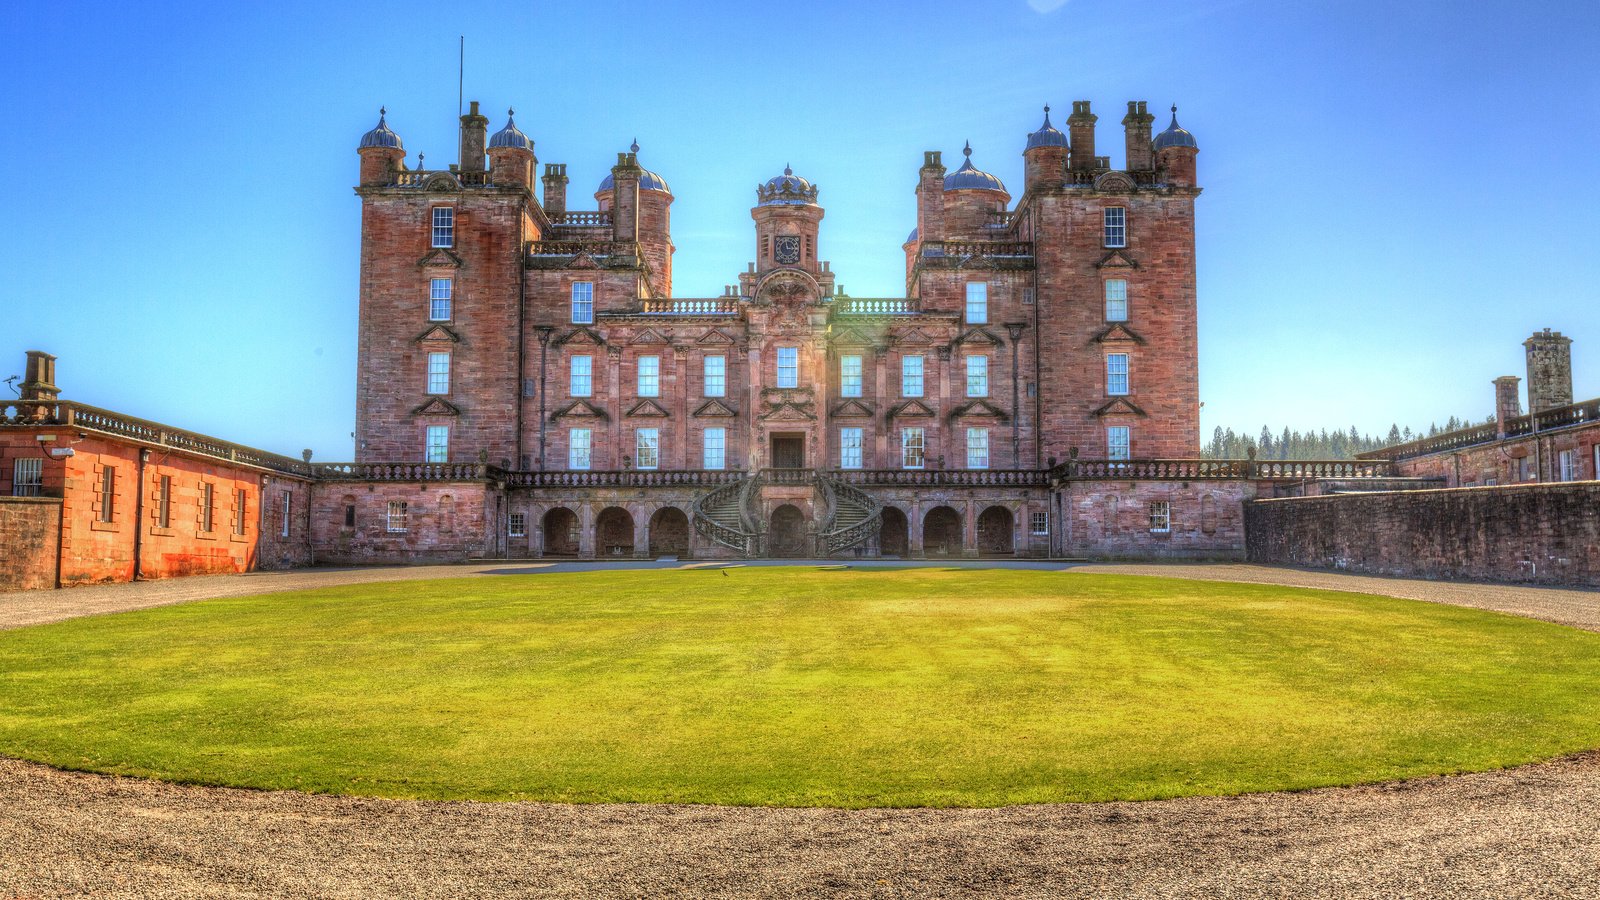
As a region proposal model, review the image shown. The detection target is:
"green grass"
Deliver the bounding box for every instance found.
[0,568,1598,807]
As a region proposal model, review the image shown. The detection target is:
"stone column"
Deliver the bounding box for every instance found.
[962,498,978,558]
[578,503,596,559]
[909,497,924,557]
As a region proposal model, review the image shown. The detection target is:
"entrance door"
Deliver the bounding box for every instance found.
[769,504,808,557]
[771,433,805,469]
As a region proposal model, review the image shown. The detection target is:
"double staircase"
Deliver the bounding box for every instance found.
[690,470,882,557]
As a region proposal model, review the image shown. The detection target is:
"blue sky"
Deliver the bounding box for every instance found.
[4,0,1598,458]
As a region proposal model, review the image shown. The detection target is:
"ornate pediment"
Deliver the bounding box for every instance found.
[954,326,1003,347]
[553,326,606,347]
[568,252,601,269]
[886,399,936,420]
[1093,397,1149,418]
[416,247,463,269]
[1091,323,1146,345]
[829,326,877,347]
[550,399,609,422]
[756,269,821,306]
[693,399,738,418]
[1096,249,1140,270]
[1093,171,1137,193]
[626,399,671,418]
[949,399,1010,422]
[629,328,670,345]
[892,327,939,346]
[697,328,736,344]
[414,324,460,344]
[758,388,817,421]
[411,397,460,417]
[423,173,462,192]
[831,399,876,418]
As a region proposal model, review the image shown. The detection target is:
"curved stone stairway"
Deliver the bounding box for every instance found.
[691,471,882,557]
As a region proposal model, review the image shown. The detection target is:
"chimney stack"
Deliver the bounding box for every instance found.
[458,100,488,173]
[1122,101,1155,171]
[1524,328,1574,413]
[542,164,569,218]
[916,150,947,246]
[1067,101,1098,171]
[1493,375,1522,436]
[611,151,642,243]
[19,351,59,403]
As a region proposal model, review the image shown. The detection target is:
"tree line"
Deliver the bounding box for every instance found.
[1203,415,1495,460]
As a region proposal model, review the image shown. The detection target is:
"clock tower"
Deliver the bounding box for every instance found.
[744,166,833,294]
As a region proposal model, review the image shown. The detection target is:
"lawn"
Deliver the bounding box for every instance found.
[0,568,1597,807]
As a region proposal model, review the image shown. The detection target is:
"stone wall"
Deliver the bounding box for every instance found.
[309,481,493,565]
[0,497,61,590]
[1245,482,1600,586]
[1389,424,1600,488]
[1057,479,1250,560]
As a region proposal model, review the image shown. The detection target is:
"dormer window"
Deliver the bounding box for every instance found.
[431,207,455,248]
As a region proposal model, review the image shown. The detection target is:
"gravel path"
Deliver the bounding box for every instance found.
[1,562,1598,897]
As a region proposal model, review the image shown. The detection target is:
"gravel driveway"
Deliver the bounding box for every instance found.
[1,562,1597,898]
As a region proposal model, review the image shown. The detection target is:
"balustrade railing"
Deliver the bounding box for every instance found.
[0,400,313,477]
[833,297,916,316]
[759,467,815,485]
[504,469,744,488]
[551,210,611,227]
[831,469,1049,487]
[527,240,636,258]
[1057,458,1395,480]
[313,462,490,481]
[1373,396,1600,459]
[920,241,1034,261]
[640,298,740,315]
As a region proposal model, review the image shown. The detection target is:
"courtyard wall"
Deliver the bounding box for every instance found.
[0,497,61,590]
[1245,482,1600,586]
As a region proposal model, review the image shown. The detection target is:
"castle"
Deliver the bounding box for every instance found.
[10,96,1594,590]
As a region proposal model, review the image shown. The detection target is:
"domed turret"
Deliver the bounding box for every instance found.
[1025,106,1068,150]
[358,107,403,150]
[757,165,819,206]
[1022,105,1069,193]
[596,140,671,195]
[488,108,531,150]
[1152,106,1198,150]
[943,143,1007,194]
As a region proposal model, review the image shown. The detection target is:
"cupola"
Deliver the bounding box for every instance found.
[358,107,403,150]
[597,141,672,195]
[1152,106,1198,150]
[757,165,819,206]
[943,143,1007,194]
[1025,106,1069,150]
[488,108,531,150]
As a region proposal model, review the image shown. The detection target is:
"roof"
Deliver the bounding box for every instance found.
[358,108,403,150]
[1025,106,1069,150]
[943,142,1007,194]
[488,109,531,150]
[596,140,671,194]
[757,165,819,206]
[1152,106,1198,151]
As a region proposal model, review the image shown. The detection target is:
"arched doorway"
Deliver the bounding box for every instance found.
[542,507,580,557]
[922,506,962,557]
[768,504,808,558]
[977,506,1014,555]
[648,507,691,558]
[595,506,635,557]
[878,507,909,557]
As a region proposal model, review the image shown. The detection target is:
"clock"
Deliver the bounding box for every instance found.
[774,235,801,265]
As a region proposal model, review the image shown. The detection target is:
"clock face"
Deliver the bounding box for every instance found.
[774,235,801,265]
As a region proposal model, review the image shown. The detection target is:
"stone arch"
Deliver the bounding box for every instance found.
[922,506,962,558]
[878,505,909,557]
[977,505,1014,555]
[769,504,809,558]
[542,507,580,557]
[595,506,635,557]
[648,506,691,558]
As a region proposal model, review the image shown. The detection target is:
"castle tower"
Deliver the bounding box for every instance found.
[1022,106,1068,195]
[1153,106,1199,187]
[486,109,534,189]
[356,108,405,187]
[1525,328,1574,413]
[942,142,1010,237]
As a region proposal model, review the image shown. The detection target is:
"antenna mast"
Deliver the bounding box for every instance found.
[457,35,464,118]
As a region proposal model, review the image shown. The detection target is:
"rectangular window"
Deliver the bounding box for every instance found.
[569,428,592,470]
[1107,426,1131,460]
[1559,449,1577,482]
[431,207,454,248]
[776,347,799,388]
[98,466,115,523]
[1103,207,1126,248]
[704,355,726,397]
[966,355,988,398]
[840,427,863,469]
[156,474,172,528]
[427,352,450,395]
[1106,353,1129,395]
[1521,456,1535,482]
[571,281,594,324]
[234,488,247,536]
[1030,511,1049,536]
[343,504,355,528]
[12,458,42,497]
[1149,500,1171,534]
[901,428,925,469]
[279,489,292,538]
[966,427,989,469]
[901,355,924,397]
[509,513,527,538]
[637,355,660,397]
[703,427,726,470]
[386,500,408,533]
[201,482,215,532]
[840,354,862,397]
[570,355,593,397]
[429,278,452,321]
[636,428,660,470]
[425,425,449,463]
[965,282,988,324]
[1105,279,1128,322]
